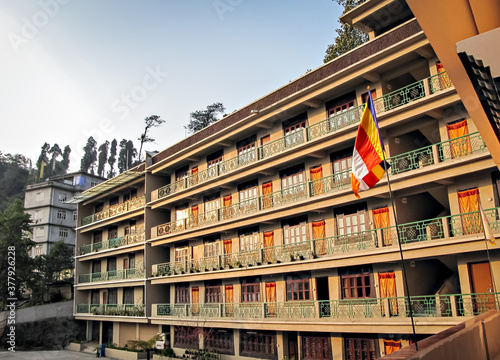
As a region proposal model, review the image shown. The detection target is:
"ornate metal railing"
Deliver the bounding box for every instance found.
[151,206,500,278]
[78,230,145,255]
[153,72,454,202]
[76,304,145,317]
[153,292,499,320]
[80,196,146,226]
[78,268,145,284]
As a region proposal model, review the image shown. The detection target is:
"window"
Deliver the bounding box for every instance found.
[57,210,66,220]
[286,275,311,301]
[34,245,43,256]
[333,156,352,184]
[205,282,221,303]
[59,228,68,238]
[125,220,137,235]
[73,211,77,221]
[90,181,99,187]
[95,202,104,213]
[93,231,102,243]
[34,210,42,220]
[91,290,100,305]
[239,229,259,252]
[344,337,378,360]
[337,210,367,235]
[36,227,45,237]
[36,192,44,202]
[107,257,117,271]
[92,260,101,273]
[204,241,220,257]
[123,287,134,304]
[108,289,117,304]
[283,221,307,244]
[207,149,223,178]
[281,165,306,197]
[175,284,190,304]
[58,193,67,202]
[175,204,189,228]
[237,135,256,165]
[204,193,220,213]
[341,267,373,299]
[240,330,276,359]
[175,247,189,263]
[239,180,258,206]
[259,134,272,159]
[205,329,234,354]
[241,278,261,302]
[108,226,118,240]
[109,196,119,206]
[174,326,198,349]
[303,335,330,360]
[175,165,189,189]
[326,92,357,129]
[283,113,307,147]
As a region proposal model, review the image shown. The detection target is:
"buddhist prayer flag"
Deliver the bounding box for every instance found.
[351,94,390,199]
[479,202,496,245]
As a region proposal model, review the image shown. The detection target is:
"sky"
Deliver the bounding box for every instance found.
[0,0,342,173]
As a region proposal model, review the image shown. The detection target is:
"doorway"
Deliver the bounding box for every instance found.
[288,331,298,360]
[469,261,496,311]
[316,277,330,317]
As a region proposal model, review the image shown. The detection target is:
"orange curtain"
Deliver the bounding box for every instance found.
[191,205,199,227]
[223,239,232,267]
[436,61,452,89]
[379,272,397,315]
[312,220,326,255]
[447,120,471,157]
[191,167,198,185]
[310,167,323,195]
[373,207,391,246]
[222,195,232,219]
[458,188,480,234]
[263,231,274,263]
[262,182,273,209]
[191,287,199,315]
[224,195,232,206]
[265,282,276,316]
[384,340,402,355]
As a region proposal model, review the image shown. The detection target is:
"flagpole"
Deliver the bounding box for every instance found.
[479,201,498,297]
[381,150,419,351]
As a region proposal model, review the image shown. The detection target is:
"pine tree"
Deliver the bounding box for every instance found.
[97,141,109,177]
[60,145,71,174]
[48,143,61,177]
[80,136,98,174]
[186,103,226,133]
[138,115,165,161]
[36,143,50,181]
[107,139,117,179]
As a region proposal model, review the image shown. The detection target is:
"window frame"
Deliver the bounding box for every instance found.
[241,278,261,302]
[341,267,374,299]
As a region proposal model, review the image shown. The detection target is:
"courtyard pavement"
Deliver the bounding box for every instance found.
[0,350,99,359]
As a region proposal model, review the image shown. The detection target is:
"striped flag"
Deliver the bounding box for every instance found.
[479,203,496,245]
[351,94,390,199]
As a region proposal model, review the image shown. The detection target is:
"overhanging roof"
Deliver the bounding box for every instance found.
[65,170,144,204]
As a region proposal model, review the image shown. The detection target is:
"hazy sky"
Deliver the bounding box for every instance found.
[0,0,342,172]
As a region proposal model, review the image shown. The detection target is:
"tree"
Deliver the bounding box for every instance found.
[0,199,36,310]
[97,141,109,177]
[60,145,71,174]
[48,143,61,177]
[0,152,30,211]
[118,139,137,174]
[80,136,98,174]
[323,0,368,63]
[127,333,162,360]
[36,142,51,181]
[107,139,117,179]
[138,115,165,162]
[186,103,226,134]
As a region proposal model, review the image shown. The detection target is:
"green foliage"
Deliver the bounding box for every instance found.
[323,0,368,63]
[60,145,71,175]
[36,142,50,180]
[186,103,226,134]
[80,136,98,174]
[0,199,35,309]
[118,139,137,174]
[138,114,165,161]
[126,333,162,351]
[97,141,109,177]
[0,152,30,211]
[107,139,118,178]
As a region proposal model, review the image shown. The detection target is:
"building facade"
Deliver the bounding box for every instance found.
[24,172,104,256]
[73,1,500,358]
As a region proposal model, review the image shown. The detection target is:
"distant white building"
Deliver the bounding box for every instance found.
[24,172,105,257]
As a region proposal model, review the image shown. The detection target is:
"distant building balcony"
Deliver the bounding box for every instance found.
[76,303,145,317]
[150,131,486,241]
[151,206,499,277]
[80,195,145,227]
[152,72,454,203]
[78,230,145,256]
[152,292,499,321]
[77,268,145,284]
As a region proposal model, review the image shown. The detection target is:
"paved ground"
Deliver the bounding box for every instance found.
[0,350,98,359]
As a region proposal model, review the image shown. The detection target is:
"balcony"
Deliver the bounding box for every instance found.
[151,131,486,240]
[76,303,145,317]
[151,206,499,278]
[152,292,500,321]
[80,195,146,227]
[78,230,145,256]
[77,268,145,284]
[152,72,454,202]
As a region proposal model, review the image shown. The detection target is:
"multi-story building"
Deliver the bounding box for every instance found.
[24,172,104,257]
[72,0,500,358]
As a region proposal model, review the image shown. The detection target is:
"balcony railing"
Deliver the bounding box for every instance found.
[76,303,145,317]
[78,268,145,284]
[152,131,486,239]
[154,72,454,201]
[152,292,500,320]
[80,196,146,227]
[78,230,145,255]
[151,206,500,278]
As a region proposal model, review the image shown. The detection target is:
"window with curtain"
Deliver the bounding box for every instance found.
[458,188,481,235]
[310,166,324,195]
[265,282,277,316]
[373,207,391,246]
[263,231,274,263]
[447,119,471,158]
[384,339,402,355]
[262,181,273,209]
[191,287,200,315]
[223,239,233,267]
[303,335,330,360]
[344,337,378,360]
[312,220,326,255]
[341,267,373,299]
[379,272,398,315]
[225,285,234,316]
[190,166,199,186]
[286,275,311,301]
[191,205,199,227]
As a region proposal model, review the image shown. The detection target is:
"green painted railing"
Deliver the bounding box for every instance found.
[78,268,145,284]
[154,72,453,201]
[77,303,145,317]
[78,230,145,255]
[151,206,500,278]
[153,293,499,320]
[80,196,146,226]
